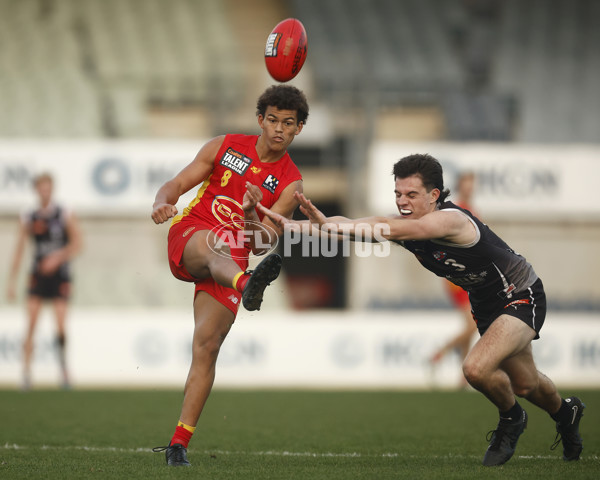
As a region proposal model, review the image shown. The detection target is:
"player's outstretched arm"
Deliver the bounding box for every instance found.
[293,192,472,243]
[151,136,224,224]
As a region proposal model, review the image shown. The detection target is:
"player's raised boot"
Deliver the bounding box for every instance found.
[482,409,528,466]
[242,253,282,311]
[152,443,191,467]
[551,397,585,460]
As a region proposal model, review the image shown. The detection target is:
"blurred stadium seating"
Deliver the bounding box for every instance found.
[1,0,598,141]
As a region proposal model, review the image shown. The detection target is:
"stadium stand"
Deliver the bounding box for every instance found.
[0,0,597,142]
[492,0,600,142]
[0,0,240,138]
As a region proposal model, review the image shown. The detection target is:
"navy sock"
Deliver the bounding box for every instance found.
[500,401,523,422]
[550,398,569,423]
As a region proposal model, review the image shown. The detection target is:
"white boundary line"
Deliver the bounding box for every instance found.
[2,444,598,461]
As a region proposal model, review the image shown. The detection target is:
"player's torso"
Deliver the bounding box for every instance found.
[26,205,69,266]
[399,202,538,304]
[178,134,301,230]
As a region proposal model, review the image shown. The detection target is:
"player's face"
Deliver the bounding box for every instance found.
[35,178,53,206]
[258,106,303,152]
[394,175,439,220]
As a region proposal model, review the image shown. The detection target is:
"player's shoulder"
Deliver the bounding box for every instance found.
[223,133,258,147]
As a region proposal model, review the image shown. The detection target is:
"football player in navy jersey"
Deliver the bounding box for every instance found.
[259,153,585,467]
[7,173,82,390]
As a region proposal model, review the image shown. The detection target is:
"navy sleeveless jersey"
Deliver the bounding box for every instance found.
[395,201,538,314]
[25,204,71,277]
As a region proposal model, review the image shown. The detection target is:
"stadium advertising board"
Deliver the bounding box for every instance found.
[1,141,599,220]
[0,309,598,389]
[369,142,600,220]
[0,140,202,215]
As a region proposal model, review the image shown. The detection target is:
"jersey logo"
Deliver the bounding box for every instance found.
[262,174,280,194]
[219,148,252,176]
[251,166,262,174]
[211,195,244,229]
[432,251,447,261]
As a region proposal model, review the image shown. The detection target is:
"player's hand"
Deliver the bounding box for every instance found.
[152,203,178,224]
[39,252,62,275]
[256,203,299,232]
[243,182,263,212]
[294,192,328,226]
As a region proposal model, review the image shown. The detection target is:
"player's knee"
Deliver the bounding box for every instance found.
[192,333,225,360]
[462,359,485,387]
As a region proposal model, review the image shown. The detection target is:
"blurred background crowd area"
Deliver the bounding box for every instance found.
[1,0,599,312]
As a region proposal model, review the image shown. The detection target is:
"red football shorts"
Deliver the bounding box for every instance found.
[168,219,249,315]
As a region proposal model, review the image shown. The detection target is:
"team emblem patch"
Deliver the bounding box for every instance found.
[219,148,252,175]
[432,251,447,261]
[262,174,280,194]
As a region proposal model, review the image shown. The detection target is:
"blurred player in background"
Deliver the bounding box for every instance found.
[6,173,82,390]
[429,172,478,388]
[259,154,585,467]
[151,85,308,467]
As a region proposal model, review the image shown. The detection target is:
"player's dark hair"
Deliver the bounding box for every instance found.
[392,154,450,204]
[256,85,309,124]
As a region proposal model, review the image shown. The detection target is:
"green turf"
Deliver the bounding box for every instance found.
[0,389,598,479]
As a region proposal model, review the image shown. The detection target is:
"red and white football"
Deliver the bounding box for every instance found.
[264,18,307,82]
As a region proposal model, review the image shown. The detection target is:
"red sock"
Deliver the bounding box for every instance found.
[170,425,193,448]
[233,271,250,292]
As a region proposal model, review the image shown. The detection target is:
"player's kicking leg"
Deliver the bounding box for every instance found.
[181,230,282,311]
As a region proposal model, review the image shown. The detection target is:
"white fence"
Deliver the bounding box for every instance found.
[1,308,598,389]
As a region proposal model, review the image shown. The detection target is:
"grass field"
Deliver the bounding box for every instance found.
[0,389,598,479]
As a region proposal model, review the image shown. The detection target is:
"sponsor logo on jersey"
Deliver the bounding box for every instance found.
[432,251,447,261]
[251,166,262,174]
[211,195,244,229]
[262,174,280,194]
[447,270,487,287]
[265,33,282,57]
[219,148,252,176]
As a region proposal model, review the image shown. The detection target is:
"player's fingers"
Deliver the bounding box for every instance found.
[256,202,267,214]
[246,182,262,200]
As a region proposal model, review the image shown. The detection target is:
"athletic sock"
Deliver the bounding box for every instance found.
[499,401,523,422]
[170,421,196,448]
[232,271,250,292]
[550,398,570,423]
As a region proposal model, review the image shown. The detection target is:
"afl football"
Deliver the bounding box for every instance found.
[264,18,307,82]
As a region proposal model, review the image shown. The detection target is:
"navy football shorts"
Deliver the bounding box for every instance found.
[473,278,546,340]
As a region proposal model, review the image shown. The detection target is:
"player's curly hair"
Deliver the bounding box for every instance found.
[256,85,309,125]
[392,154,450,204]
